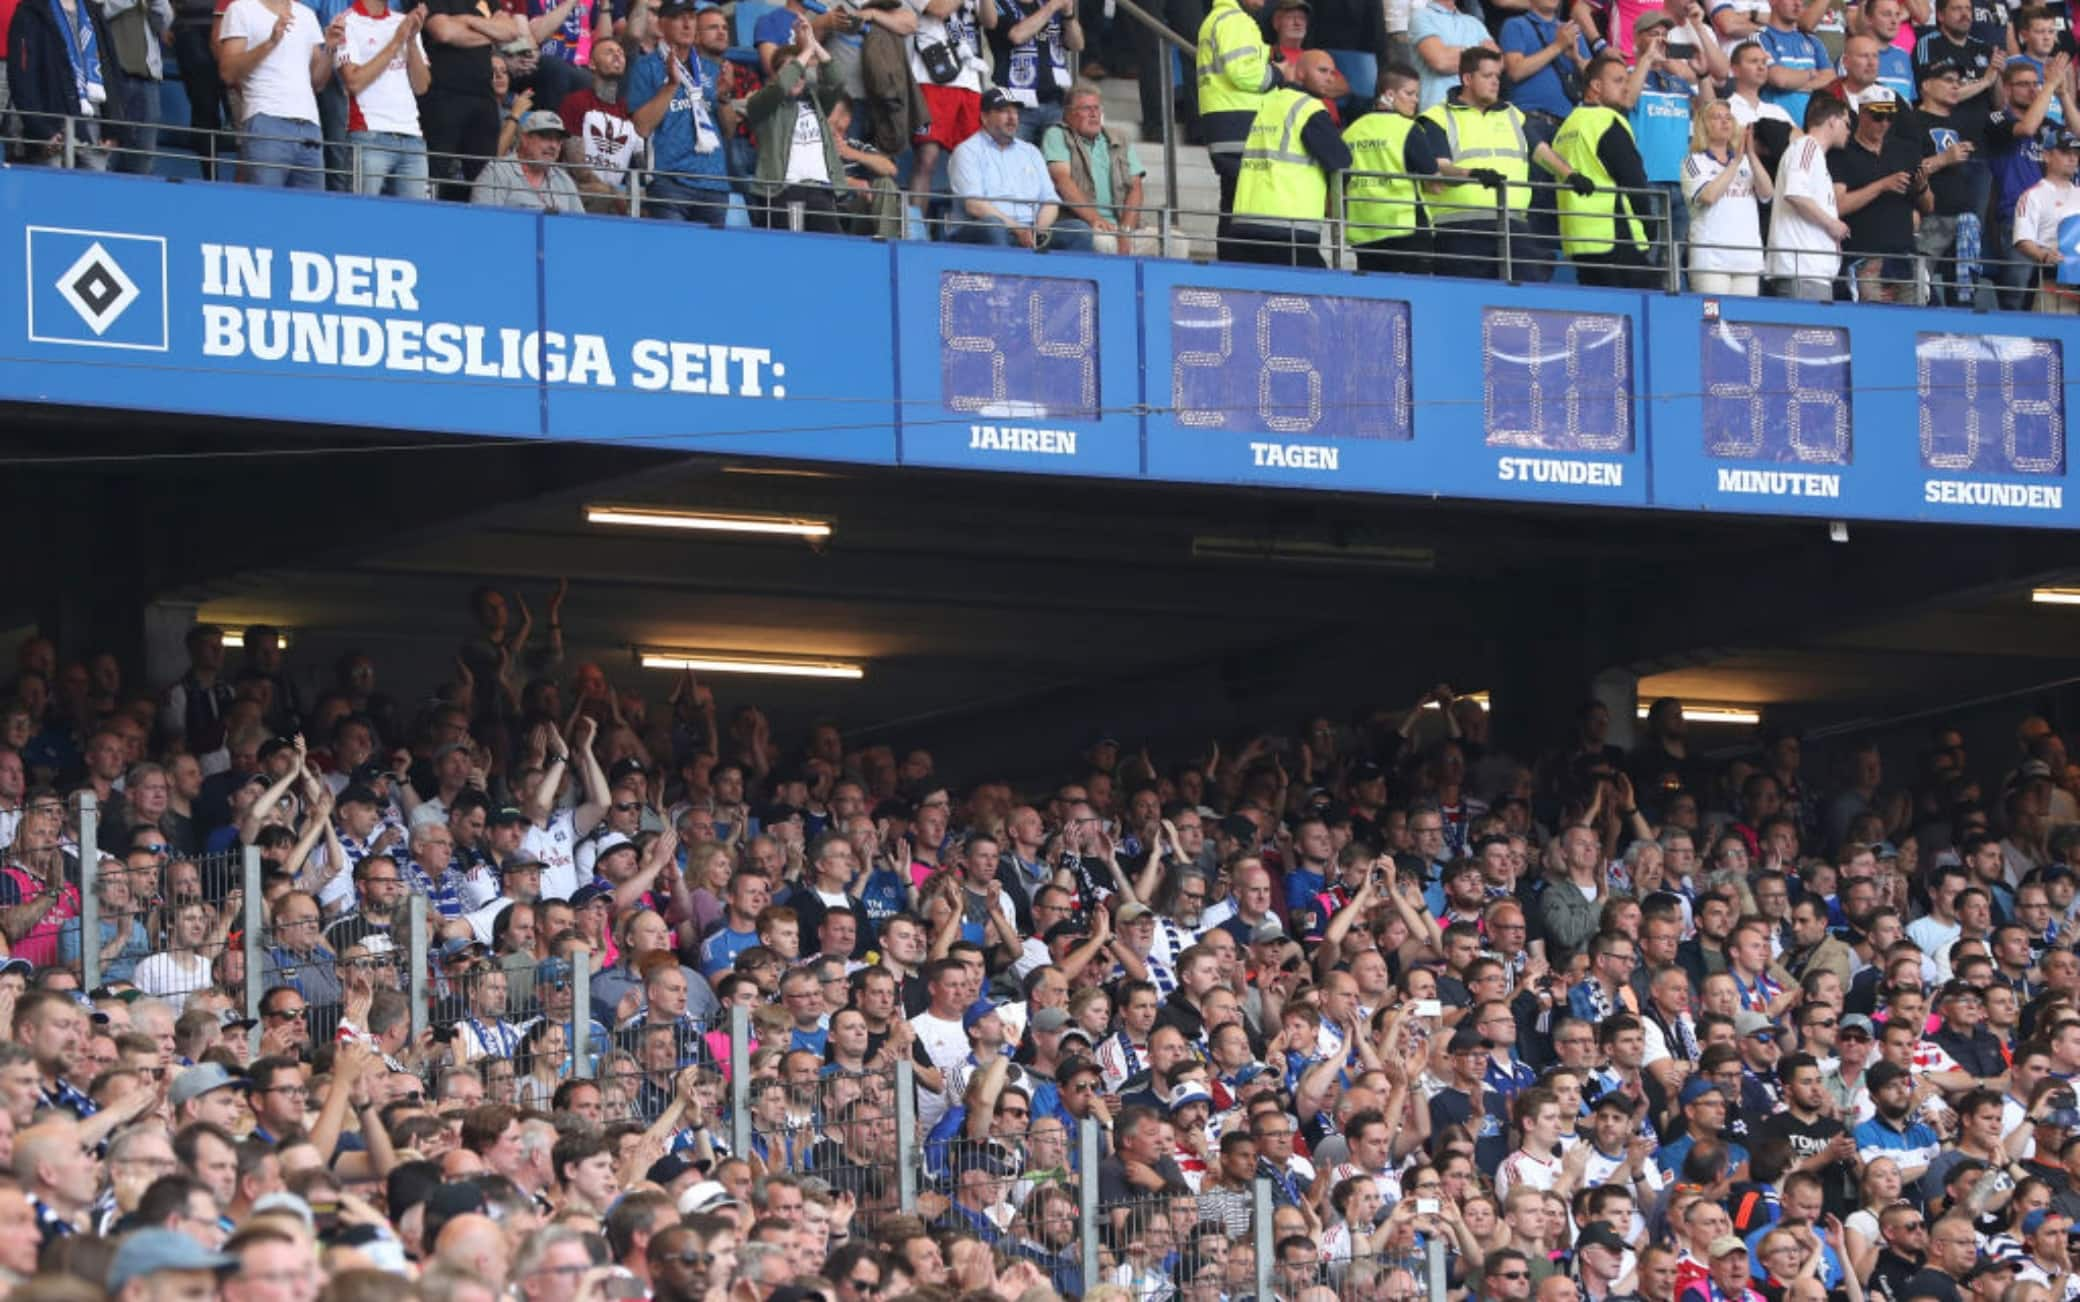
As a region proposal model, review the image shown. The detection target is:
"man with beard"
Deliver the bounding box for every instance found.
[1761,1053,1859,1217]
[1852,1061,1942,1188]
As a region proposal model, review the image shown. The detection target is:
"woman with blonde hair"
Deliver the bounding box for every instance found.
[1682,96,1772,294]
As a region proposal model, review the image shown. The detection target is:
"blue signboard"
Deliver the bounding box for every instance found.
[542,219,897,463]
[2,170,543,436]
[1648,295,2080,526]
[891,244,1142,477]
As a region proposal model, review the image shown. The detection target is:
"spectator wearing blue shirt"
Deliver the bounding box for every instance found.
[1655,1077,1751,1181]
[628,0,736,225]
[1743,1173,1847,1287]
[1756,0,1836,125]
[1283,816,1333,916]
[698,870,771,976]
[949,88,1094,247]
[1630,13,1724,258]
[1985,55,2079,306]
[1412,0,1498,109]
[2014,6,2068,124]
[1851,1060,1943,1188]
[1862,0,1916,99]
[1501,0,1589,272]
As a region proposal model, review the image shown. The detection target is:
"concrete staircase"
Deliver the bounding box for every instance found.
[1094,71,1224,252]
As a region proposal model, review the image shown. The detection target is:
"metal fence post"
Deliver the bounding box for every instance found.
[896,1057,919,1211]
[1158,48,1179,221]
[1500,192,1514,282]
[1078,1118,1101,1289]
[570,948,591,1077]
[729,1002,752,1156]
[407,894,429,1041]
[1329,171,1346,269]
[1661,188,1681,294]
[61,117,76,170]
[630,168,644,218]
[1253,1177,1274,1302]
[78,794,99,991]
[1424,1228,1448,1302]
[242,845,264,1052]
[351,141,365,194]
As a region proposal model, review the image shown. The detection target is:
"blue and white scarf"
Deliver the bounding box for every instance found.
[50,0,106,116]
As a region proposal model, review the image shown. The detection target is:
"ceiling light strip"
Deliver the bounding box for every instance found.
[639,652,864,680]
[585,507,832,539]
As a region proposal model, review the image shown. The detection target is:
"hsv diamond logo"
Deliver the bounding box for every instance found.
[25,226,168,351]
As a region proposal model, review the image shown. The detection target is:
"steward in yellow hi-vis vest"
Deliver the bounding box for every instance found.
[1553,51,1657,288]
[1412,46,1583,280]
[1228,51,1352,267]
[1342,66,1441,275]
[1198,0,1285,255]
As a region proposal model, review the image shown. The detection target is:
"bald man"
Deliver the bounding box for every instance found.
[16,1116,98,1244]
[1227,49,1352,268]
[437,1212,514,1290]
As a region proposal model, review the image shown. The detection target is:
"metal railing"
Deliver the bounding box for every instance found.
[8,111,2062,304]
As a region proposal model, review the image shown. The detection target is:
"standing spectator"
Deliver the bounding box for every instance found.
[1043,81,1157,253]
[471,105,584,206]
[1724,38,1791,132]
[524,0,610,112]
[2010,128,2080,310]
[904,0,991,226]
[217,0,339,187]
[420,0,523,197]
[627,0,734,225]
[1860,0,1913,99]
[1766,92,1851,297]
[1421,46,1572,276]
[1554,51,1656,285]
[1826,96,1928,300]
[1411,0,1494,110]
[948,85,1093,248]
[6,0,122,168]
[986,0,1078,144]
[1500,0,1589,279]
[2013,5,2065,123]
[557,32,634,209]
[1831,33,1900,109]
[1684,98,1770,289]
[1912,0,1998,142]
[696,7,758,185]
[1755,0,1834,125]
[100,0,170,174]
[172,0,230,175]
[1228,47,1350,264]
[1196,0,1281,258]
[1343,65,1438,271]
[1136,0,1202,144]
[1902,62,1984,302]
[743,22,850,230]
[332,0,430,196]
[1986,55,2077,306]
[1629,11,1725,264]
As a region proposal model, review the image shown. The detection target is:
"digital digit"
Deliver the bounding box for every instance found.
[1484,308,1634,452]
[1171,288,1234,429]
[1256,296,1324,433]
[1917,333,2065,476]
[1027,281,1097,415]
[940,272,1006,414]
[1785,328,1850,464]
[1704,323,1765,459]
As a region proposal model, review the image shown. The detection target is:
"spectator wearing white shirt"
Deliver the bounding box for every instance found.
[217,0,340,188]
[2012,130,2080,312]
[948,87,1092,249]
[331,0,430,196]
[1684,98,1772,293]
[1766,94,1851,299]
[1725,40,1793,132]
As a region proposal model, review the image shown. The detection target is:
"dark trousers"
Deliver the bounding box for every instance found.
[1433,219,1527,279]
[1573,244,1656,288]
[422,87,499,199]
[1516,113,1561,282]
[645,174,731,226]
[753,183,844,233]
[1226,222,1324,267]
[1354,232,1431,276]
[1204,108,1250,262]
[1135,0,1204,139]
[173,22,228,176]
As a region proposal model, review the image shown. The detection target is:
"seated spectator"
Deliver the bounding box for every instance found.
[557,34,637,211]
[948,87,1093,250]
[1826,97,1926,302]
[2010,129,2080,312]
[216,0,340,188]
[987,0,1080,144]
[1766,94,1850,299]
[627,0,735,226]
[1682,98,1771,293]
[1042,82,1156,254]
[333,0,432,198]
[825,94,909,237]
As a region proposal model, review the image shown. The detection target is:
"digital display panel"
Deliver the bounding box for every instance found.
[938,272,1099,421]
[1481,308,1633,452]
[1701,321,1852,464]
[1167,286,1413,440]
[1916,333,2065,477]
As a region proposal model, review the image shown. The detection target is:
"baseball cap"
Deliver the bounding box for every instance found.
[1708,1236,1749,1260]
[655,0,696,14]
[1043,921,1087,944]
[1679,1078,1725,1105]
[1591,1091,1638,1115]
[1937,979,1983,1004]
[1837,1014,1875,1040]
[438,937,485,963]
[1251,919,1286,944]
[647,1153,702,1185]
[2023,1210,2061,1236]
[1865,1060,1910,1091]
[980,87,1016,111]
[591,832,635,860]
[962,1005,1000,1033]
[1577,1223,1630,1255]
[1169,1086,1214,1113]
[217,1007,257,1031]
[1965,1258,2021,1284]
[1920,54,1967,80]
[488,806,529,828]
[608,758,648,785]
[1733,1011,1774,1038]
[2053,130,2080,151]
[537,957,573,988]
[570,883,612,909]
[1276,0,1311,11]
[1633,8,1673,31]
[338,784,381,808]
[677,1181,741,1215]
[1117,902,1153,924]
[0,958,31,980]
[107,1229,234,1291]
[169,1063,250,1109]
[1032,1007,1072,1033]
[499,855,545,876]
[350,760,390,785]
[1447,1027,1490,1054]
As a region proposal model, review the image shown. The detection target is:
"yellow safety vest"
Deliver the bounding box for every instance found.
[1234,88,1330,232]
[1419,99,1529,224]
[1553,104,1646,256]
[1342,111,1423,244]
[1196,0,1275,120]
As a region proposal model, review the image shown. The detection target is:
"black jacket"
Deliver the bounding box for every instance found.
[7,0,126,145]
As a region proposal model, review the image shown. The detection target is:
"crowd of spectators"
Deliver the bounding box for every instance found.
[2,598,2080,1302]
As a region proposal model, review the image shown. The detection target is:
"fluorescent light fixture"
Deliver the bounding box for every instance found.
[218,630,290,649]
[1421,692,1490,711]
[585,505,832,540]
[2033,587,2080,605]
[1191,536,1434,570]
[639,651,864,680]
[1637,703,1761,725]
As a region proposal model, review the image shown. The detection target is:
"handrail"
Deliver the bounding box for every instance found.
[1109,0,1194,54]
[1097,0,1195,223]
